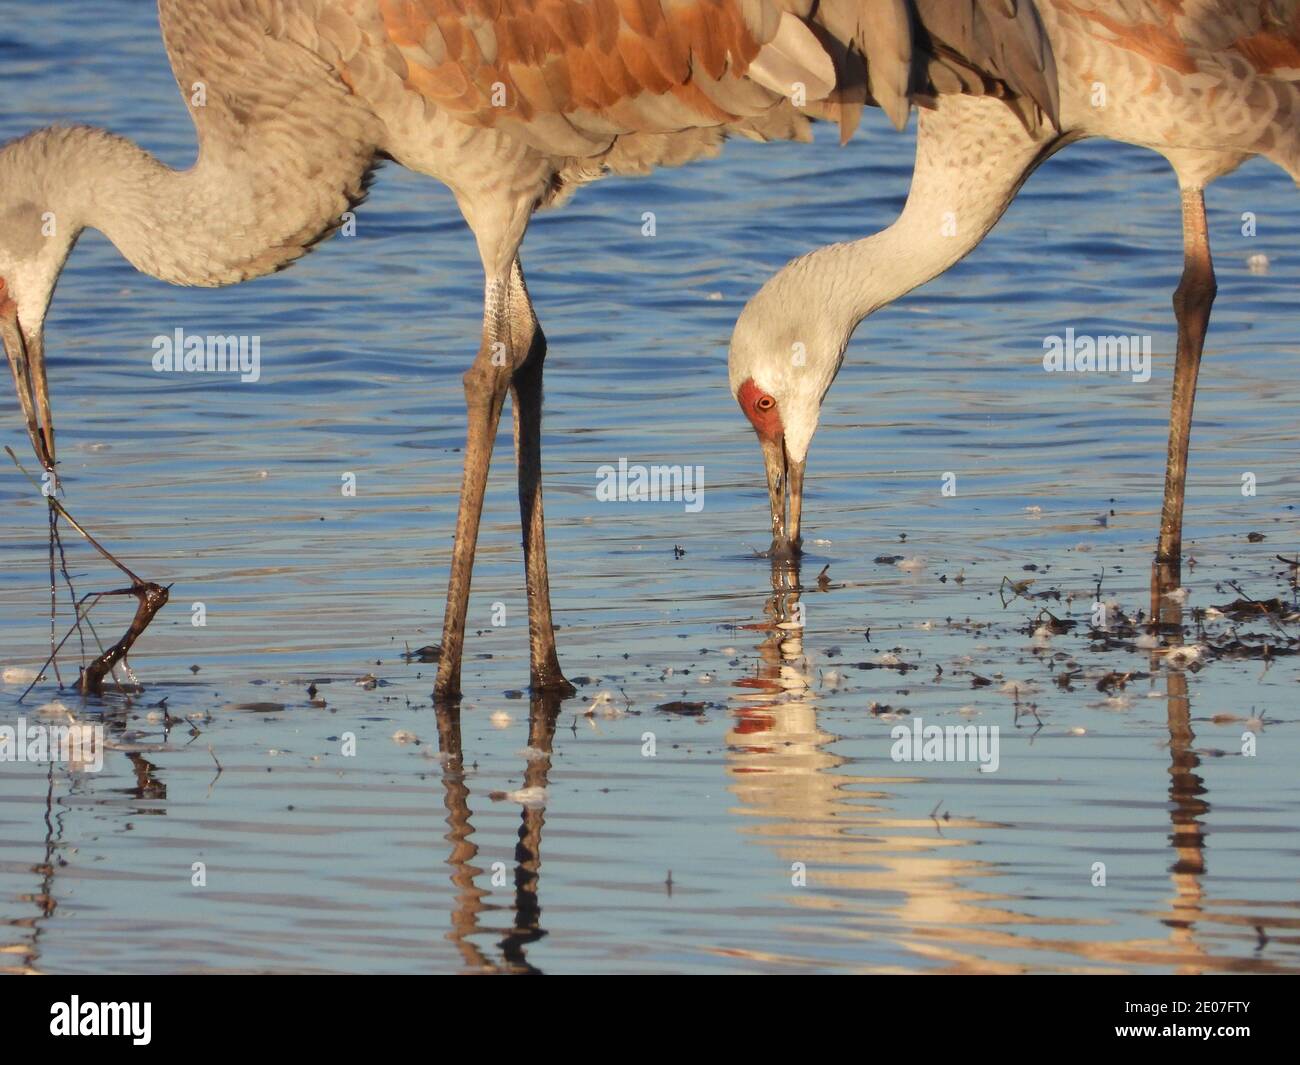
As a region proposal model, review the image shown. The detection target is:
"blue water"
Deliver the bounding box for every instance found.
[0,1,1297,973]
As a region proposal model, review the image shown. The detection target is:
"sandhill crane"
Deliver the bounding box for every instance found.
[0,0,1058,698]
[730,0,1300,618]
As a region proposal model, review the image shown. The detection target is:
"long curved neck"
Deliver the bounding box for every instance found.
[773,96,1062,349]
[42,125,374,288]
[801,197,997,338]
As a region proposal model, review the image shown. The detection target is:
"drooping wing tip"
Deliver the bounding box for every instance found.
[1020,0,1062,131]
[910,0,1063,133]
[865,0,915,131]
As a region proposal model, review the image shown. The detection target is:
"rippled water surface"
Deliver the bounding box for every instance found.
[1,2,1297,974]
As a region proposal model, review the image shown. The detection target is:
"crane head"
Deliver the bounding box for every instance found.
[728,274,848,559]
[0,129,83,471]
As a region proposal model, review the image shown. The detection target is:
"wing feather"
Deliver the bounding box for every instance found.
[355,0,1061,155]
[912,0,1060,129]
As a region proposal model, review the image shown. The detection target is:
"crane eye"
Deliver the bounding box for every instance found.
[755,395,775,412]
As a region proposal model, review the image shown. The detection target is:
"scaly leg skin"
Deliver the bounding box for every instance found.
[436,257,576,702]
[434,278,515,702]
[508,264,573,697]
[1151,187,1216,629]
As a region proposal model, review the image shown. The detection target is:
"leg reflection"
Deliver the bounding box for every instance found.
[434,704,492,971]
[498,692,562,970]
[434,693,561,974]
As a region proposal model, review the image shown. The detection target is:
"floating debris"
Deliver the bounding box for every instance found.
[869,701,909,719]
[583,691,626,718]
[1000,679,1039,697]
[655,700,714,715]
[999,576,1036,606]
[36,700,73,721]
[1028,611,1075,637]
[489,786,547,808]
[1213,596,1290,622]
[402,645,441,663]
[1097,670,1150,693]
[856,653,916,673]
[1163,645,1205,668]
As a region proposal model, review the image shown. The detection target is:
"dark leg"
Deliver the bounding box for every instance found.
[507,263,573,695]
[435,280,515,701]
[1152,187,1216,621]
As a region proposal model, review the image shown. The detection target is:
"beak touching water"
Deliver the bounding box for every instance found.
[0,277,55,471]
[759,430,805,560]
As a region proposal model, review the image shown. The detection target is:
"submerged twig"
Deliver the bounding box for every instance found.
[7,446,169,696]
[76,584,169,696]
[7,447,144,583]
[1224,579,1289,635]
[51,512,88,666]
[18,590,107,702]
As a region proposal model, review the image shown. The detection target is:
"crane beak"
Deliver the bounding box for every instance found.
[0,280,55,471]
[760,432,805,559]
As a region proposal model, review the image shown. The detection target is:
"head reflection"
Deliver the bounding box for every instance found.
[717,556,1286,971]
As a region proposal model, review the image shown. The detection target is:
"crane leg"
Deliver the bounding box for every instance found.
[508,265,573,696]
[1152,186,1216,622]
[435,256,571,700]
[435,277,516,701]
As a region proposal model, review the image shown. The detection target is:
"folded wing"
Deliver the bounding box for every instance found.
[341,0,1060,154]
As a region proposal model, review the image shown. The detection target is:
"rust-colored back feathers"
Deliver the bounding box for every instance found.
[360,0,1060,156]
